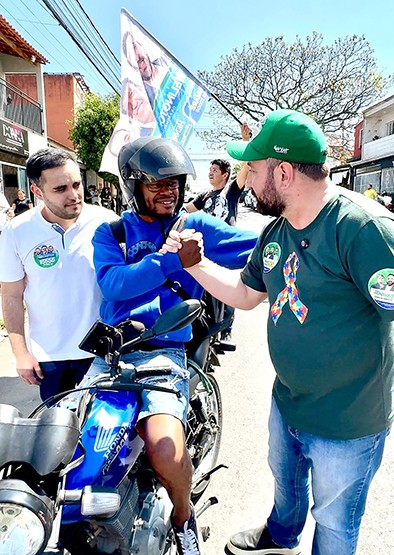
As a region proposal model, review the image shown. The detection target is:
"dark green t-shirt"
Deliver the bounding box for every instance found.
[241,188,394,439]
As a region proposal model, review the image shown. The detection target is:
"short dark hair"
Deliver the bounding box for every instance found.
[26,148,78,186]
[266,158,329,180]
[210,159,231,183]
[289,162,329,180]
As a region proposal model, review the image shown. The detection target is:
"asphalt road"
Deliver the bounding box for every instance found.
[0,204,392,554]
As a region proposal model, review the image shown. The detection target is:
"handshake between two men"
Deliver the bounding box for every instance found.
[160,229,204,268]
[161,227,266,313]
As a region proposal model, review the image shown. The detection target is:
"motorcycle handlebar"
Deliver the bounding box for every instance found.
[95,380,181,397]
[30,370,180,416]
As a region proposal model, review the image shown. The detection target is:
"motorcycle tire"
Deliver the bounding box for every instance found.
[187,374,223,500]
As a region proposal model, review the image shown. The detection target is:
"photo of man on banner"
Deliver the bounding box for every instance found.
[100,8,209,175]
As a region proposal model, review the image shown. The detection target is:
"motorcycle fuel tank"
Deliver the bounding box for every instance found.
[62,389,144,523]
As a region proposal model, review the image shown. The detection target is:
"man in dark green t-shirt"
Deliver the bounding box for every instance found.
[162,109,394,555]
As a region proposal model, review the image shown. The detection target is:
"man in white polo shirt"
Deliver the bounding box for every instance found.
[0,148,117,401]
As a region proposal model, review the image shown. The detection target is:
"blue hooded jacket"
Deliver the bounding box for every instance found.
[92,209,257,345]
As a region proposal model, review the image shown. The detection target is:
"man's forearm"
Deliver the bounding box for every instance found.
[2,293,29,357]
[186,258,265,310]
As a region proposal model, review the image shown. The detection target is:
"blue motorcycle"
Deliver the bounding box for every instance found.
[0,300,225,554]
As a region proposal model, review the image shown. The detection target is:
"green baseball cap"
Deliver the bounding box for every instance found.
[226,109,327,164]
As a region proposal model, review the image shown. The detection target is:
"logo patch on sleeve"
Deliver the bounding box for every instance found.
[368,270,394,310]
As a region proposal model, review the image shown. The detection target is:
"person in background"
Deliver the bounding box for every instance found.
[0,148,117,401]
[100,182,114,210]
[12,188,33,215]
[0,207,14,235]
[164,109,394,555]
[185,123,251,225]
[86,185,101,206]
[0,184,10,234]
[0,183,9,212]
[377,190,394,212]
[363,183,378,200]
[185,122,252,347]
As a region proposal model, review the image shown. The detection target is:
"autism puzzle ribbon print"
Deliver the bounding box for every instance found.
[100,8,209,175]
[271,252,309,325]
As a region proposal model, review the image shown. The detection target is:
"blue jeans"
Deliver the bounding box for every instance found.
[267,399,388,555]
[39,358,94,401]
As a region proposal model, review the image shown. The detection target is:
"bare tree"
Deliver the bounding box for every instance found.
[198,32,394,157]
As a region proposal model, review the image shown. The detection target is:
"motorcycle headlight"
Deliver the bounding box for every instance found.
[0,480,53,555]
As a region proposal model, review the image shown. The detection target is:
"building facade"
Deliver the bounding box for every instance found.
[0,15,48,205]
[350,94,394,194]
[0,16,104,210]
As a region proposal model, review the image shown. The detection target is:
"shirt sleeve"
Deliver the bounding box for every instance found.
[344,216,394,321]
[184,212,258,270]
[228,178,243,199]
[0,224,25,282]
[192,191,208,211]
[240,217,278,292]
[240,233,267,292]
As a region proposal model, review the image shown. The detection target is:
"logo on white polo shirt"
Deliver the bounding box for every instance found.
[33,244,59,268]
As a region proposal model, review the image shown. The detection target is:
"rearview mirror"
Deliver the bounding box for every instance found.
[151,300,202,337]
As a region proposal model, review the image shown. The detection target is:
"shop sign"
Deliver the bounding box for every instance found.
[0,117,29,156]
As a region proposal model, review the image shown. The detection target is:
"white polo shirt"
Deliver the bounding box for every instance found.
[0,203,117,361]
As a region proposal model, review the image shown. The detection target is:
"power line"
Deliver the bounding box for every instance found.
[74,0,120,68]
[47,0,120,80]
[41,0,121,93]
[22,0,109,92]
[0,0,111,94]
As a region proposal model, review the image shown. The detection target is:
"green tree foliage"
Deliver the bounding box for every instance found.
[69,93,119,179]
[198,33,394,156]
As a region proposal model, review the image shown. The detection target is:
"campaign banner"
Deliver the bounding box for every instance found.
[100,8,209,174]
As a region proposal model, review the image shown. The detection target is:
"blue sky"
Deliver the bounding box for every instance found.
[2,0,393,187]
[3,0,393,93]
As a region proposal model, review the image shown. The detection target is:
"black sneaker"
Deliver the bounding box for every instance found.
[226,524,301,554]
[172,506,202,555]
[218,331,236,352]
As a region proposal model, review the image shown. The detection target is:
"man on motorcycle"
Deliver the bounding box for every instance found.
[90,137,257,555]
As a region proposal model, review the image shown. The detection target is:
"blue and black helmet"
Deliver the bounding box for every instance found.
[118,137,196,214]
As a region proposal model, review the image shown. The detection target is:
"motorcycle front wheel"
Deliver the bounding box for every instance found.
[187,374,223,499]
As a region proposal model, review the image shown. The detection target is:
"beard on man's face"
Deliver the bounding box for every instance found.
[254,172,286,218]
[256,197,285,218]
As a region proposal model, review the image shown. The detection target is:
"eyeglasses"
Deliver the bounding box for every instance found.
[145,180,179,193]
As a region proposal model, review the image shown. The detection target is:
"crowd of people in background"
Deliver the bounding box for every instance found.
[363,183,394,212]
[0,181,33,234]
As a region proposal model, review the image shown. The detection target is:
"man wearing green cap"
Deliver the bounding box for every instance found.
[162,109,394,555]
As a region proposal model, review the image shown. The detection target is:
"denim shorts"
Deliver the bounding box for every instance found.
[85,348,189,424]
